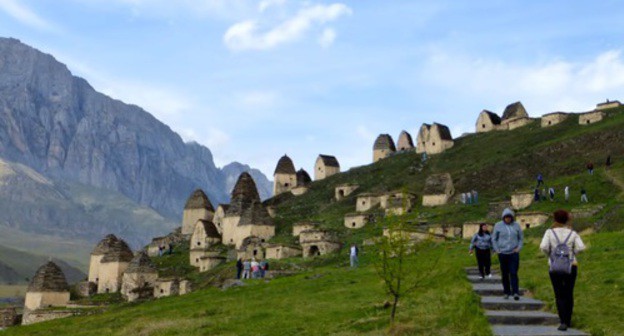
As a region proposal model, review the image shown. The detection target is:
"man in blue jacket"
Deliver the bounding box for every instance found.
[492,208,523,300]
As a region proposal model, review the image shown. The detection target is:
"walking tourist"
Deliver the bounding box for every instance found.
[350,244,359,268]
[236,258,243,279]
[539,210,586,331]
[492,208,523,300]
[469,223,492,279]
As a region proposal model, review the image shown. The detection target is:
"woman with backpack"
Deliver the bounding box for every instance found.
[469,223,492,279]
[539,210,586,331]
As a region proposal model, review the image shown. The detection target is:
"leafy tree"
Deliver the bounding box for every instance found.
[374,195,442,323]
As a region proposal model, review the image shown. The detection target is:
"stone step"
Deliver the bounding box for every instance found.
[468,275,502,284]
[481,296,544,311]
[465,267,499,276]
[491,325,589,336]
[473,283,525,296]
[486,310,559,325]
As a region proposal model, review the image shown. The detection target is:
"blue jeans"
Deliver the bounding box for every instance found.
[350,255,358,267]
[498,253,520,295]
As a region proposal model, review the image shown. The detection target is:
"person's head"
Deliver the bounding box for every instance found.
[502,208,515,224]
[478,223,489,235]
[552,209,571,228]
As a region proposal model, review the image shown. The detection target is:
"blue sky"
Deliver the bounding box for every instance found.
[2,0,624,178]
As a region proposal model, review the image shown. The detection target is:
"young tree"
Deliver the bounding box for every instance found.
[375,195,441,323]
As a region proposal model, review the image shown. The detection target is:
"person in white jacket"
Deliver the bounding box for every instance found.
[539,210,586,331]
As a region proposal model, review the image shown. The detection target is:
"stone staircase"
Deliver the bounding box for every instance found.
[466,268,588,336]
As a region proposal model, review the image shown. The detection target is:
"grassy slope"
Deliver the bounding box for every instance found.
[4,241,491,336]
[5,109,624,335]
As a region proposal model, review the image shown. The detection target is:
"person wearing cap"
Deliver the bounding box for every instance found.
[492,208,524,300]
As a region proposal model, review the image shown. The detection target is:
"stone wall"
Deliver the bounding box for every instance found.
[182,208,212,236]
[273,172,296,196]
[292,223,316,236]
[121,272,158,302]
[301,241,341,258]
[541,113,568,127]
[579,111,605,125]
[596,101,621,110]
[505,117,533,130]
[335,184,359,201]
[462,222,481,239]
[511,192,533,210]
[344,214,369,229]
[22,310,74,326]
[0,308,19,328]
[422,194,451,207]
[515,212,549,229]
[373,149,393,163]
[88,254,103,283]
[97,261,129,294]
[198,255,226,272]
[265,245,302,259]
[356,194,381,212]
[24,292,70,311]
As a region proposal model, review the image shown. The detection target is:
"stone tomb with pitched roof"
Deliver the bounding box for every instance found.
[422,173,455,207]
[373,134,396,162]
[315,154,340,180]
[396,130,414,151]
[416,123,454,155]
[541,112,569,127]
[476,110,503,133]
[88,234,134,294]
[273,154,297,196]
[291,168,312,196]
[121,252,158,302]
[579,110,605,125]
[335,184,359,201]
[181,189,215,236]
[221,172,275,248]
[190,219,222,268]
[24,261,70,312]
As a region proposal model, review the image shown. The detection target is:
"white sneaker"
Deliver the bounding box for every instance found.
[487,274,492,278]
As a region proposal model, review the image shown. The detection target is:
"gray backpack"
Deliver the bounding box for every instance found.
[549,229,574,274]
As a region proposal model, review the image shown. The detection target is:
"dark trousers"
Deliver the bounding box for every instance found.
[498,253,520,295]
[549,266,578,326]
[475,248,491,277]
[236,268,242,279]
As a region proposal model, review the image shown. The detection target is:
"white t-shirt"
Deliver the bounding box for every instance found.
[350,246,357,257]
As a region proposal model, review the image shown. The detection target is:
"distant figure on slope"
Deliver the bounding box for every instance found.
[539,210,586,331]
[542,188,547,201]
[537,173,544,187]
[564,186,570,202]
[586,162,594,175]
[549,187,555,202]
[158,245,164,257]
[472,190,479,204]
[469,223,492,279]
[261,260,269,278]
[242,259,251,279]
[580,188,588,203]
[421,152,428,163]
[534,188,540,202]
[460,193,466,204]
[492,208,524,301]
[168,243,173,255]
[606,155,612,170]
[350,244,359,268]
[236,258,243,279]
[466,192,473,205]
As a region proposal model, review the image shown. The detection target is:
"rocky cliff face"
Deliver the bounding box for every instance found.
[0,37,272,220]
[222,162,272,200]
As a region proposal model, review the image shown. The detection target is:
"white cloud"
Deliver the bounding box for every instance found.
[318,27,336,48]
[422,49,624,114]
[223,3,352,51]
[237,90,280,109]
[258,0,286,12]
[0,0,57,32]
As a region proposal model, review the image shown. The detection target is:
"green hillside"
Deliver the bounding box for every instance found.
[4,108,624,335]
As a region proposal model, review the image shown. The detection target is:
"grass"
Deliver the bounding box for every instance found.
[3,241,491,336]
[519,231,624,336]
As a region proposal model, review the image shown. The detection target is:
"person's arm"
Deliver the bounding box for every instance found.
[539,230,551,256]
[515,223,524,252]
[491,225,499,253]
[573,232,586,254]
[469,234,477,252]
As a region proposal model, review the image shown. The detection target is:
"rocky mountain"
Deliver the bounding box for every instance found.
[0,37,271,218]
[0,244,85,285]
[0,37,272,271]
[222,162,272,200]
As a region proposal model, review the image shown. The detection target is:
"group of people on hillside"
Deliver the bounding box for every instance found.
[535,177,588,203]
[460,190,479,205]
[236,258,269,279]
[469,208,585,331]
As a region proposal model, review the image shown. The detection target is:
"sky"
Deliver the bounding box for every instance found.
[2,0,624,178]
